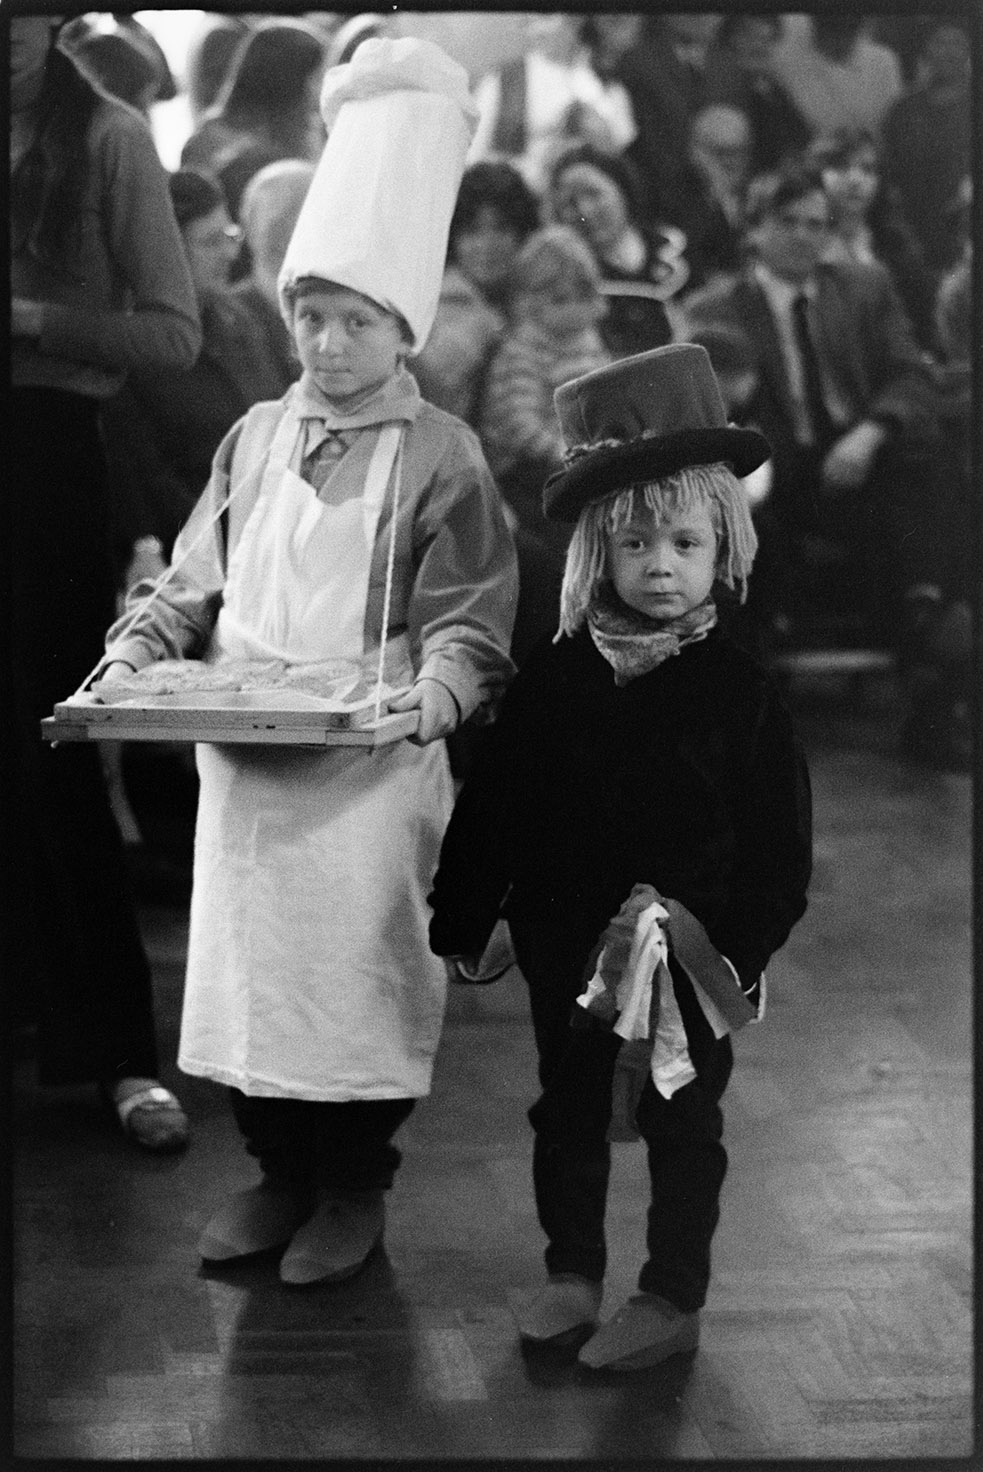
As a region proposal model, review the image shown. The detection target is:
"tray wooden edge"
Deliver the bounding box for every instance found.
[41,710,420,748]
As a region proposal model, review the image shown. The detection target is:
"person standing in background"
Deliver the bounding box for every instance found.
[101,168,289,570]
[583,14,720,228]
[7,15,201,1149]
[769,14,902,139]
[180,18,327,221]
[879,20,972,278]
[468,13,636,197]
[702,14,812,174]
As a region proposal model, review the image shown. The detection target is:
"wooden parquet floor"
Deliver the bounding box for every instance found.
[11,685,975,1463]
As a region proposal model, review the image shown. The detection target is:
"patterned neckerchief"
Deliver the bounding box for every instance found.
[587,586,717,686]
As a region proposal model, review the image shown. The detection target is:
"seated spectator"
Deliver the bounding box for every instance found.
[683,162,944,670]
[235,159,316,393]
[468,14,636,195]
[412,160,540,426]
[101,169,290,566]
[478,224,612,661]
[580,13,720,225]
[180,19,327,220]
[548,142,686,357]
[666,104,754,297]
[770,14,903,138]
[880,20,972,276]
[807,128,938,352]
[702,13,813,172]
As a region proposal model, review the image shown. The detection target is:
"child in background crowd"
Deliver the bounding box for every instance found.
[98,38,517,1287]
[479,223,611,661]
[429,344,812,1370]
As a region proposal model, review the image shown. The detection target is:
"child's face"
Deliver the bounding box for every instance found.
[454,206,524,295]
[521,278,603,340]
[292,283,406,405]
[606,500,719,622]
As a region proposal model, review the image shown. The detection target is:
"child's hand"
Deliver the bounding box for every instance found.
[388,678,459,745]
[821,420,887,492]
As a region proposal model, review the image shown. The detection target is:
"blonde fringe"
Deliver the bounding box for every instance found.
[556,463,758,638]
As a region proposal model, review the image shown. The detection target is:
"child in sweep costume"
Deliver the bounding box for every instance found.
[98,38,518,1286]
[428,343,812,1369]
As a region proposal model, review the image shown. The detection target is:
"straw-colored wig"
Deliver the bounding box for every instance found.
[557,462,758,636]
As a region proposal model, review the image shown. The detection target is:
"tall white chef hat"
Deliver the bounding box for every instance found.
[278,35,479,354]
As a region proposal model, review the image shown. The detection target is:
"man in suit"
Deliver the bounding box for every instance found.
[683,162,946,660]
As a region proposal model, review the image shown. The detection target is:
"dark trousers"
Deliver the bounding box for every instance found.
[229,1090,416,1192]
[511,917,733,1313]
[4,389,160,1084]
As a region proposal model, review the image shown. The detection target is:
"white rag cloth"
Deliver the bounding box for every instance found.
[576,900,758,1100]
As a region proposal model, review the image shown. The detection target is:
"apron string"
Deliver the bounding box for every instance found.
[70,463,260,698]
[373,430,405,723]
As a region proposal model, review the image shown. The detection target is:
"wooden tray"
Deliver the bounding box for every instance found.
[42,694,419,748]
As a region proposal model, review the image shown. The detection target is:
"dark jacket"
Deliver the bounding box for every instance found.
[101,284,288,557]
[429,624,812,994]
[684,258,938,454]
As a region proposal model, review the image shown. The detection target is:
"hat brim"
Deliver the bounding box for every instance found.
[543,427,771,522]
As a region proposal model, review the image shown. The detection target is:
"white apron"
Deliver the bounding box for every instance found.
[178,414,453,1100]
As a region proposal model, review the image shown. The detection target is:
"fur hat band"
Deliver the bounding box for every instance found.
[544,343,771,522]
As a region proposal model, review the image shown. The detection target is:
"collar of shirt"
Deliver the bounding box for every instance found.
[290,363,421,457]
[753,261,817,313]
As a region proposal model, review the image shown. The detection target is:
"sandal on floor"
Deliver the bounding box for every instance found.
[102,1077,190,1153]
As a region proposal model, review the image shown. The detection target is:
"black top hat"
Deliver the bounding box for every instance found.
[543,343,770,523]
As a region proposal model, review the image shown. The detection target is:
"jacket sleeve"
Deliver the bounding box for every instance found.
[407,425,519,725]
[38,103,201,374]
[858,266,937,441]
[427,656,541,957]
[703,683,813,993]
[101,419,245,671]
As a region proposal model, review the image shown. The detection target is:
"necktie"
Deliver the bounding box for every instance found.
[791,293,834,445]
[303,429,349,494]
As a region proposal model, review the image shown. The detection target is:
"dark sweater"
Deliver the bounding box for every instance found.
[429,623,812,993]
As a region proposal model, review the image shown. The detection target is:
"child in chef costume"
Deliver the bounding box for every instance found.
[428,344,811,1368]
[99,37,518,1286]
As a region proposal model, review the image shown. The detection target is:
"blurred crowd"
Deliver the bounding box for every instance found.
[6,11,974,1141]
[57,12,974,699]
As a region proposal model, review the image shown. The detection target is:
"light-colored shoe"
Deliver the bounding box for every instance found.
[514,1274,604,1346]
[578,1293,699,1371]
[198,1180,314,1263]
[279,1189,385,1286]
